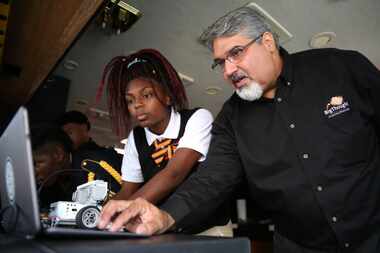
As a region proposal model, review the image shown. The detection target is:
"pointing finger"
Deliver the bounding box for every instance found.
[98,200,130,229]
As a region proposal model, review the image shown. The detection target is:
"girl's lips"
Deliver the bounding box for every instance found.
[137,114,148,121]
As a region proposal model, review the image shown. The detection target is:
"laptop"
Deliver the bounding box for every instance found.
[0,107,146,239]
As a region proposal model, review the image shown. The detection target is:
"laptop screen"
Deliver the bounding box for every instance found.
[0,107,41,237]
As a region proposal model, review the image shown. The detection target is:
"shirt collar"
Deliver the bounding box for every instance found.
[248,47,293,103]
[144,108,181,146]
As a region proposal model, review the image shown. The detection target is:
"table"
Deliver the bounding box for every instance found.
[0,233,250,253]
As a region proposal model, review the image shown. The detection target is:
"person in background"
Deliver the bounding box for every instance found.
[57,110,123,197]
[97,49,231,235]
[58,110,98,151]
[31,127,76,210]
[98,5,380,252]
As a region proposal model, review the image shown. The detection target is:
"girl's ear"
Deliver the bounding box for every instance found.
[165,95,171,106]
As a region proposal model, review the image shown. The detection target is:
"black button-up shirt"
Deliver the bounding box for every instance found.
[162,48,380,251]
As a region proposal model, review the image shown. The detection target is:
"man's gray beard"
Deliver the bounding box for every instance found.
[236,81,263,101]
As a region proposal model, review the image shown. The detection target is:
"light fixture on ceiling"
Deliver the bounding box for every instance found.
[178,72,195,87]
[89,107,110,118]
[309,32,337,48]
[75,99,88,106]
[246,2,293,45]
[97,0,142,35]
[63,59,79,70]
[73,99,89,112]
[205,86,222,95]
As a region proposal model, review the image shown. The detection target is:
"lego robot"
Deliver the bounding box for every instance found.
[48,180,108,229]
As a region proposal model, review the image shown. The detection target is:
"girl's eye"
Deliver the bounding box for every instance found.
[142,92,153,99]
[126,98,134,105]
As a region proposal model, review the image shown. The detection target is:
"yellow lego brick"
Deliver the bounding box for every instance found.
[0,3,10,16]
[0,20,7,29]
[0,3,10,9]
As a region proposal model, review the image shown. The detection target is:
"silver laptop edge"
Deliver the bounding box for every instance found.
[0,107,146,239]
[0,107,41,238]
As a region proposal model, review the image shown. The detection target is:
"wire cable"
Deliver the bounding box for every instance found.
[0,204,20,233]
[37,168,91,195]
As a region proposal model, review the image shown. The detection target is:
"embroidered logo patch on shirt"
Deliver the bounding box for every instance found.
[324,96,350,118]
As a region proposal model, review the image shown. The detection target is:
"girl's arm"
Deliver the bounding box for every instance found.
[112,129,144,200]
[112,181,142,200]
[128,148,201,203]
[129,108,213,204]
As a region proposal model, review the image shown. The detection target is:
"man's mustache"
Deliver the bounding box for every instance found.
[230,72,247,83]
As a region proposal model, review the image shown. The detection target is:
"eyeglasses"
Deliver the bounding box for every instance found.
[211,34,263,72]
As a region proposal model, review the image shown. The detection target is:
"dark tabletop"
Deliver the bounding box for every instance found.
[0,233,250,253]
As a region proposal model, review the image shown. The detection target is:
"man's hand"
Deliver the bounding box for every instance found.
[97,198,175,235]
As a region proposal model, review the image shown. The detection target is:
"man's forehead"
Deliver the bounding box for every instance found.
[212,34,251,57]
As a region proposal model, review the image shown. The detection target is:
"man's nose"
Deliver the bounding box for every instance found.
[223,60,238,78]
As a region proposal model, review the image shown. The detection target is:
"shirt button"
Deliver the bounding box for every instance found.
[289,123,295,129]
[287,81,291,86]
[277,97,282,103]
[332,216,338,223]
[316,186,323,192]
[344,243,350,248]
[302,153,309,159]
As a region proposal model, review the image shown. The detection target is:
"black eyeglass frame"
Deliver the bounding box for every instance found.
[211,33,264,71]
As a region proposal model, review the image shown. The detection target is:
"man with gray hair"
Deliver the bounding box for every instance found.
[98,5,380,252]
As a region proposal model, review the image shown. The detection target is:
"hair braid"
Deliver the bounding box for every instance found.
[97,49,189,137]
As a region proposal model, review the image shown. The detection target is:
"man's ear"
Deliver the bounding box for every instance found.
[262,32,276,52]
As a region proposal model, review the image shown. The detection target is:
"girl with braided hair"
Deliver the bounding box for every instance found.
[97,49,213,207]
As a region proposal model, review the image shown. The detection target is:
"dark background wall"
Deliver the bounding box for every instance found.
[25,76,70,128]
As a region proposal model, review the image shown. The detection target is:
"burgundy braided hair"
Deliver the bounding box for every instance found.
[96,49,189,137]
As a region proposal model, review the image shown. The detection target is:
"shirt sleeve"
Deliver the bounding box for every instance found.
[161,102,244,230]
[121,130,144,183]
[176,108,213,162]
[341,50,380,137]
